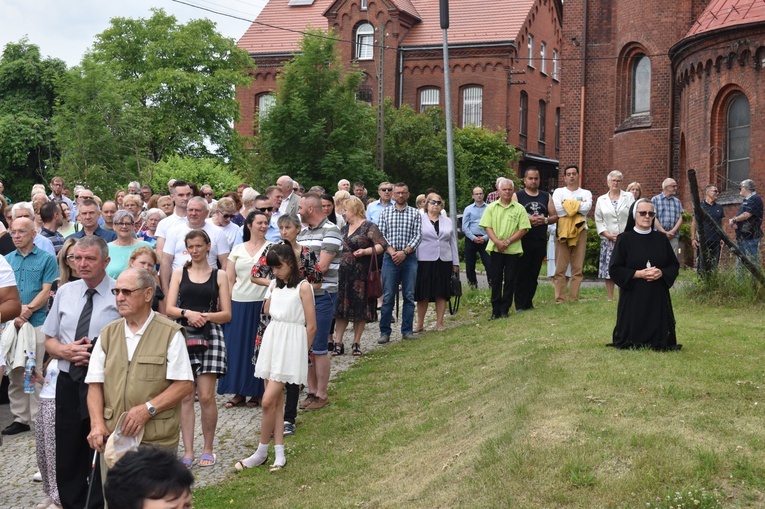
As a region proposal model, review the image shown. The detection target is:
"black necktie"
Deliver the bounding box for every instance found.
[69,288,97,383]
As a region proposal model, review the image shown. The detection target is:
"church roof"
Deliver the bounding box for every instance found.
[685,0,765,38]
[237,0,536,55]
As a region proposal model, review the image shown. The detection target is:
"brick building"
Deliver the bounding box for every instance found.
[561,0,765,210]
[236,0,563,190]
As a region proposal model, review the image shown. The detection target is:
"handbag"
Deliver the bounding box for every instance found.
[450,271,463,297]
[182,268,218,354]
[448,271,462,316]
[366,251,382,299]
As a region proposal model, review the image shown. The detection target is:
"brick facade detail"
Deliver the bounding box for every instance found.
[235,0,562,187]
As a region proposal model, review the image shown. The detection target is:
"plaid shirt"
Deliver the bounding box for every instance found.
[651,193,683,237]
[378,205,422,252]
[486,190,500,204]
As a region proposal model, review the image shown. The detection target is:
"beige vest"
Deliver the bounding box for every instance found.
[100,314,186,449]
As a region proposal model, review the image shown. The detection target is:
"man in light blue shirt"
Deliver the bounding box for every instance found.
[462,187,492,288]
[366,182,393,225]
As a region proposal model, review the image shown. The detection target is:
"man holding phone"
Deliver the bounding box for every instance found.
[43,235,120,509]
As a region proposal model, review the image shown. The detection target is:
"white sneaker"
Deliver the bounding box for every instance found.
[33,471,43,482]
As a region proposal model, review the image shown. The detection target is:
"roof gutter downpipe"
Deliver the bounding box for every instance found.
[578,0,588,185]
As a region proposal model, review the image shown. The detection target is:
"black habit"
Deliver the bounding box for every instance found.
[609,227,680,350]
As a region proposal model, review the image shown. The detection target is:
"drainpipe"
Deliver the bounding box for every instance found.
[578,0,588,186]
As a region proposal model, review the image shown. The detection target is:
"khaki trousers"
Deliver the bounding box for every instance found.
[553,230,587,303]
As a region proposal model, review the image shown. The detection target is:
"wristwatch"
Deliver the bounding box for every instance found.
[181,309,187,318]
[145,401,156,416]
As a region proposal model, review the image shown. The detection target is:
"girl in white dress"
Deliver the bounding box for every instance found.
[235,242,316,472]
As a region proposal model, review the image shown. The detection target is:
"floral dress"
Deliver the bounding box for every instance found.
[335,221,387,322]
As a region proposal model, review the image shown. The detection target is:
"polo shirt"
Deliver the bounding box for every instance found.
[6,246,58,326]
[155,213,187,240]
[479,200,531,255]
[40,227,65,253]
[297,217,342,295]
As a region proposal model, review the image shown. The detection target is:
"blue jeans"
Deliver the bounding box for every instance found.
[379,253,417,336]
[737,238,761,276]
[312,292,337,354]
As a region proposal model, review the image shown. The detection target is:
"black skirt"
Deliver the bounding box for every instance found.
[415,259,453,302]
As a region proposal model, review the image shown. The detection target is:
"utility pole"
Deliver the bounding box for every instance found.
[376,24,385,173]
[440,0,457,224]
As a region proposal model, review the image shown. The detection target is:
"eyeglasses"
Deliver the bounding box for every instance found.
[9,229,29,236]
[115,222,135,227]
[220,213,234,219]
[428,200,443,205]
[257,207,274,213]
[203,192,213,197]
[66,254,75,261]
[379,187,393,192]
[293,187,299,192]
[709,189,719,194]
[111,287,145,296]
[637,211,656,218]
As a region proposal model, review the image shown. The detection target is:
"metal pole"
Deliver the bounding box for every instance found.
[442,29,457,224]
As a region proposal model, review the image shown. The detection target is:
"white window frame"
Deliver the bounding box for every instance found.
[462,86,483,127]
[420,88,440,112]
[540,42,547,74]
[258,93,275,119]
[527,35,534,68]
[631,55,651,115]
[360,0,368,10]
[519,91,528,136]
[552,49,560,80]
[356,23,374,60]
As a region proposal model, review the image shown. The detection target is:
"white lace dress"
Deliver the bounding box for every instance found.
[254,280,310,385]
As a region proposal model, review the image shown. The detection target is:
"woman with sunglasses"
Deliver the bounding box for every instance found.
[414,192,459,333]
[608,199,680,351]
[207,197,239,251]
[106,210,151,279]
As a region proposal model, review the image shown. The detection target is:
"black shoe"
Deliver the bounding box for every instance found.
[2,422,30,435]
[490,314,501,320]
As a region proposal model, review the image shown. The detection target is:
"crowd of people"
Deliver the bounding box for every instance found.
[0,168,761,508]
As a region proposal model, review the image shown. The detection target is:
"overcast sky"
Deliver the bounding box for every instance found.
[1,0,268,67]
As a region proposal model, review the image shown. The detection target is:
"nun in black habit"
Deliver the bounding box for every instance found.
[608,198,681,350]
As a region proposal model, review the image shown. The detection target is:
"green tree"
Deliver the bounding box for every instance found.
[256,29,381,190]
[383,101,447,197]
[53,9,253,192]
[383,101,519,209]
[454,126,520,209]
[0,39,66,195]
[149,155,241,198]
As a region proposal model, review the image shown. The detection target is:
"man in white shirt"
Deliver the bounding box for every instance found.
[86,268,193,457]
[551,165,593,303]
[154,180,193,258]
[160,197,229,294]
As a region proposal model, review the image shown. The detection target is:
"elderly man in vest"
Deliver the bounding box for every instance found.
[85,267,193,467]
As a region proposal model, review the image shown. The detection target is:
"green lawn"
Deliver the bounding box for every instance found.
[195,282,765,508]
